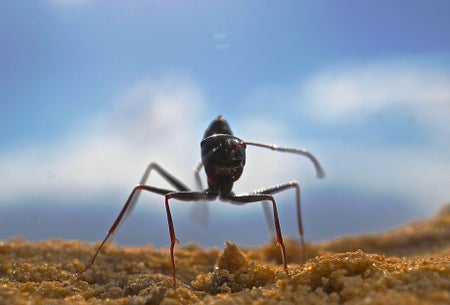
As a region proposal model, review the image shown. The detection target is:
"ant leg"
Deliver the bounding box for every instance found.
[224,193,289,276]
[138,162,190,191]
[164,194,178,286]
[262,201,276,237]
[191,162,209,228]
[194,161,204,190]
[251,182,306,262]
[77,184,175,276]
[164,191,216,285]
[128,163,191,216]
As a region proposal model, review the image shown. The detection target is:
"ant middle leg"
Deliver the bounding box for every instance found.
[223,193,289,276]
[191,162,210,227]
[128,163,191,212]
[122,162,192,226]
[138,162,190,191]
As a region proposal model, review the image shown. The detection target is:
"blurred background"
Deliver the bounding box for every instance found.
[1,0,449,248]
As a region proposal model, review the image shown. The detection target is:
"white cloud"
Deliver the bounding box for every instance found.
[299,62,450,131]
[294,61,450,212]
[0,74,206,204]
[316,140,450,211]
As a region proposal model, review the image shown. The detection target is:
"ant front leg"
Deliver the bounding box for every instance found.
[77,184,179,277]
[250,182,306,262]
[78,163,191,278]
[224,193,289,276]
[164,191,216,285]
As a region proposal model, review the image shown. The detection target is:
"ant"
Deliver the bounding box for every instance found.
[77,115,325,286]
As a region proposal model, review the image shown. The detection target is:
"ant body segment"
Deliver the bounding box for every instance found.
[78,116,325,286]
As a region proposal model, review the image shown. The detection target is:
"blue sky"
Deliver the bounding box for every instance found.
[0,0,449,247]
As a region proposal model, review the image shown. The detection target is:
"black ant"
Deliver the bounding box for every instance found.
[77,115,325,285]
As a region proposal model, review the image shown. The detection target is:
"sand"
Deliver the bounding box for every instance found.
[0,204,449,305]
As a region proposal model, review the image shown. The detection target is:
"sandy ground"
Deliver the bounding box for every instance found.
[0,204,449,305]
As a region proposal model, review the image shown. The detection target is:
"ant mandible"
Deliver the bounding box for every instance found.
[77,115,325,286]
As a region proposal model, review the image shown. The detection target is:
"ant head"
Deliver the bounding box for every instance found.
[203,115,233,139]
[201,134,246,193]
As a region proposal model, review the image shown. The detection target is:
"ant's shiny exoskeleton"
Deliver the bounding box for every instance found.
[78,116,325,285]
